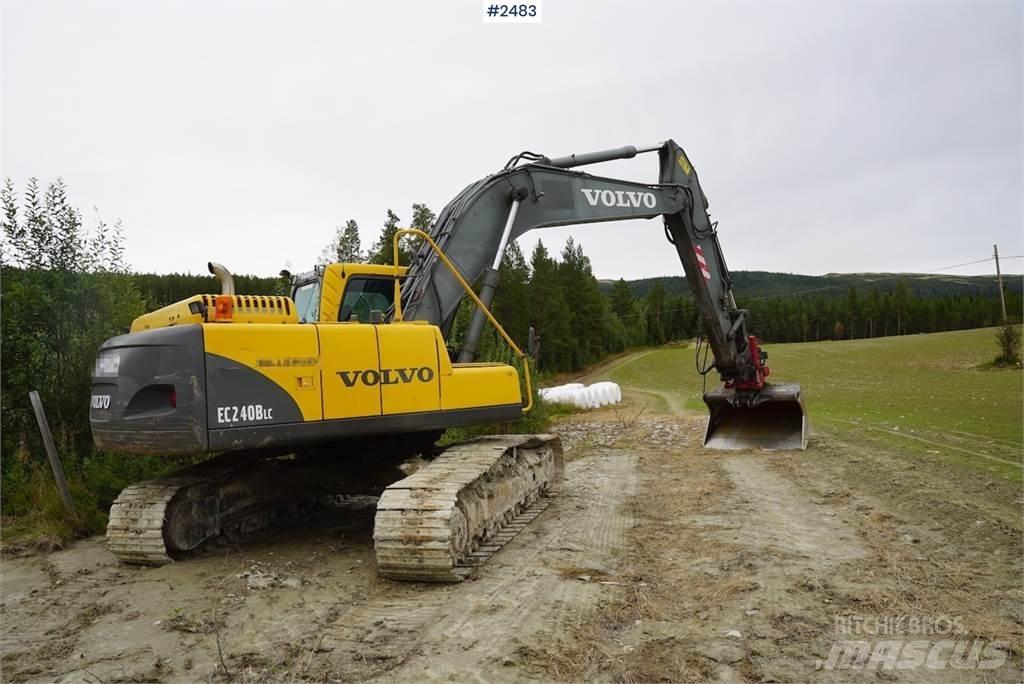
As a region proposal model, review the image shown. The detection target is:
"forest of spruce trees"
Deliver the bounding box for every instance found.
[128,235,1022,375]
[1,180,1019,533]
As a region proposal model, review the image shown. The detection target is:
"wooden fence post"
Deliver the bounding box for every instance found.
[28,391,77,518]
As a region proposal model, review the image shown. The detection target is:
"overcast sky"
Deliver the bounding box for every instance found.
[2,1,1021,279]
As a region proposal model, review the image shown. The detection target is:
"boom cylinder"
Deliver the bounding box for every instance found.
[458,198,521,362]
[458,268,501,363]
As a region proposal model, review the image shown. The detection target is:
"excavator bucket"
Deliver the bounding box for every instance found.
[703,383,807,450]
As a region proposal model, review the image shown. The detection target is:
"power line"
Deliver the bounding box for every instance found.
[746,256,1007,302]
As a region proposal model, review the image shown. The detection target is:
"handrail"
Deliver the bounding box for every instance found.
[392,228,533,413]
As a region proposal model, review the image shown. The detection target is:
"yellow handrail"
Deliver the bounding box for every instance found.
[392,228,534,413]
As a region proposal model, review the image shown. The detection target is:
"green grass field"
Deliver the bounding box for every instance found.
[602,327,1023,481]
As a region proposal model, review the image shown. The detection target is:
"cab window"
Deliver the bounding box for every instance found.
[339,277,395,323]
[293,280,321,323]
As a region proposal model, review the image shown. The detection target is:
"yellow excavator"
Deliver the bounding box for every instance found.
[91,140,807,581]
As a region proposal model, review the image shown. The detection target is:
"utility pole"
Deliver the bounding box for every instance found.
[994,244,1008,325]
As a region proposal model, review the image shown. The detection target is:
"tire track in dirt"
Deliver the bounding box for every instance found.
[788,429,1023,540]
[622,386,691,416]
[945,429,1022,449]
[544,449,639,637]
[572,349,658,384]
[573,347,694,417]
[324,596,451,675]
[677,451,868,673]
[822,417,1022,468]
[719,456,866,565]
[377,448,639,681]
[519,414,877,683]
[0,420,641,683]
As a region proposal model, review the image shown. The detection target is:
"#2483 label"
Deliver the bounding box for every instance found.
[483,1,541,23]
[216,404,274,424]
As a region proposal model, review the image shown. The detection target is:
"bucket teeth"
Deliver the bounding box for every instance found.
[703,383,808,450]
[373,434,563,582]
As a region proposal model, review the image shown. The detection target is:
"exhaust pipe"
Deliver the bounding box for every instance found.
[208,262,235,296]
[703,383,808,450]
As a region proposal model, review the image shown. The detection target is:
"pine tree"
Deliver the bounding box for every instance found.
[558,238,605,369]
[526,240,572,371]
[893,280,911,335]
[319,219,363,264]
[845,287,859,340]
[368,203,434,266]
[865,288,881,338]
[472,240,531,363]
[406,203,434,262]
[610,278,633,319]
[645,281,667,345]
[410,203,434,231]
[368,210,408,265]
[494,241,530,344]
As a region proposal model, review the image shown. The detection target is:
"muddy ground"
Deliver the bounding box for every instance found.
[1,392,1021,683]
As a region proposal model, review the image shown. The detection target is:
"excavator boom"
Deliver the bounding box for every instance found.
[397,139,807,450]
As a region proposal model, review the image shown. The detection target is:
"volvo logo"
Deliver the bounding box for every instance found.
[338,367,435,388]
[580,188,657,209]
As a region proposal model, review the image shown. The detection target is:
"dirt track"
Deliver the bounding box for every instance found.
[2,390,1021,682]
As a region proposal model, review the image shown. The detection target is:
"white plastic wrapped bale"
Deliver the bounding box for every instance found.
[539,381,622,409]
[590,381,622,405]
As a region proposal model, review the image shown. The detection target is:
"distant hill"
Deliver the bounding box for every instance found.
[599,271,1023,301]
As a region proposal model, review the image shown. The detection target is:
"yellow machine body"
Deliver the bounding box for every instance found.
[202,320,522,422]
[93,263,524,455]
[131,294,299,332]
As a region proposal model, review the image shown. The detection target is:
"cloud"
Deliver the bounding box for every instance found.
[2,1,1020,278]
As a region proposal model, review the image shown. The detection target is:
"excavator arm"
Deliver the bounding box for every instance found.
[398,140,807,449]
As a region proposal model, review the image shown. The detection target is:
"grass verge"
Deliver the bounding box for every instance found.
[1,450,193,553]
[607,327,1023,481]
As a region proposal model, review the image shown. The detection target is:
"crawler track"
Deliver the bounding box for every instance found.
[107,477,202,564]
[108,435,563,579]
[374,434,563,582]
[106,451,402,565]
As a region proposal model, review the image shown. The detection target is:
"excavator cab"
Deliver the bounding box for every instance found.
[290,263,408,324]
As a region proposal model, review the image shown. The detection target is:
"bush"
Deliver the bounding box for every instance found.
[1,178,152,545]
[1,446,185,545]
[994,322,1022,367]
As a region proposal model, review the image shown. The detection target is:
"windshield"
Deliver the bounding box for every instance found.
[292,280,321,323]
[339,277,395,323]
